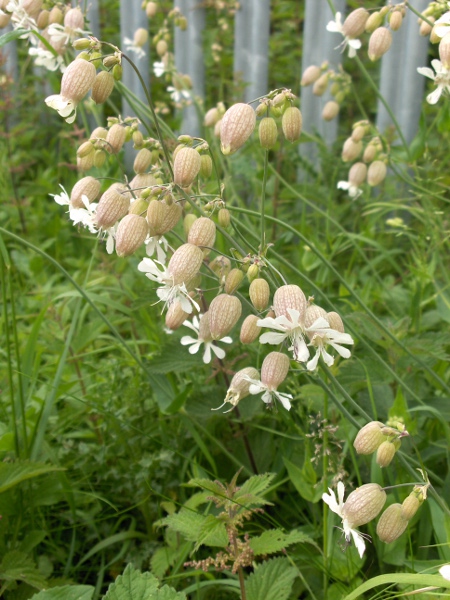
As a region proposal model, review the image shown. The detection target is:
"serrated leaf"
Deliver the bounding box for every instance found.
[193,514,228,551]
[0,551,47,590]
[245,557,297,600]
[104,564,185,600]
[187,478,227,496]
[156,585,186,600]
[30,585,95,600]
[0,29,28,47]
[0,461,64,494]
[233,473,275,507]
[249,529,314,557]
[161,509,206,542]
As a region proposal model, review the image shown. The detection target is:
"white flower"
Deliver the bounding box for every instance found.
[440,565,450,581]
[98,223,117,254]
[123,37,146,59]
[337,180,362,199]
[28,47,65,72]
[45,94,77,124]
[257,307,310,363]
[6,0,37,35]
[306,317,354,371]
[167,86,191,104]
[243,374,293,411]
[417,59,450,104]
[434,11,450,38]
[180,315,232,364]
[50,184,70,206]
[322,482,367,558]
[326,12,362,58]
[47,23,90,47]
[137,257,200,313]
[153,61,165,77]
[69,195,98,233]
[145,235,169,264]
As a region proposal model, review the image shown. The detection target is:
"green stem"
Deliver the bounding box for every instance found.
[260,150,269,252]
[322,391,329,598]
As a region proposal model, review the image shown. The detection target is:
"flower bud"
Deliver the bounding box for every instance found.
[146,2,157,17]
[376,504,408,543]
[23,0,42,20]
[240,315,261,344]
[349,162,367,186]
[363,142,379,163]
[204,107,221,127]
[91,70,115,104]
[77,153,95,171]
[156,39,168,56]
[209,294,242,339]
[49,5,63,24]
[342,8,369,38]
[351,124,367,142]
[173,146,201,187]
[61,58,96,103]
[167,243,204,286]
[133,148,153,174]
[96,183,131,228]
[249,278,270,311]
[218,208,231,228]
[183,213,197,238]
[365,11,383,33]
[70,176,101,208]
[368,27,392,61]
[77,141,95,159]
[282,107,302,142]
[106,124,127,154]
[166,301,191,330]
[388,10,403,32]
[224,367,260,407]
[129,173,157,193]
[129,197,148,215]
[133,27,149,47]
[225,268,244,294]
[147,199,182,236]
[64,6,84,29]
[246,264,259,283]
[376,440,396,467]
[439,33,450,69]
[273,284,306,320]
[353,421,385,455]
[342,483,387,527]
[326,311,345,333]
[36,9,49,29]
[210,255,231,281]
[322,101,340,121]
[220,103,256,155]
[261,352,290,389]
[419,15,434,37]
[301,65,322,86]
[115,214,149,257]
[342,137,363,162]
[199,154,213,179]
[367,160,387,186]
[312,73,329,96]
[259,117,278,149]
[401,493,421,520]
[188,217,216,252]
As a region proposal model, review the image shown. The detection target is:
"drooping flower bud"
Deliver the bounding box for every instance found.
[210,255,231,280]
[204,107,221,127]
[106,123,127,154]
[218,208,231,228]
[23,0,42,20]
[129,197,149,216]
[342,8,370,38]
[220,103,256,155]
[240,315,261,344]
[115,214,149,257]
[342,483,387,527]
[146,1,157,18]
[281,107,302,142]
[223,367,260,407]
[367,160,387,186]
[133,27,149,47]
[351,123,367,142]
[261,352,290,390]
[259,117,278,149]
[199,154,213,179]
[401,493,421,520]
[167,243,204,286]
[147,199,182,236]
[249,278,270,311]
[312,73,329,96]
[439,33,450,69]
[36,10,49,29]
[95,183,131,228]
[64,6,84,29]
[46,58,96,123]
[301,64,322,86]
[376,504,408,543]
[388,10,403,32]
[342,137,363,162]
[156,39,168,56]
[133,148,153,174]
[188,217,216,253]
[376,440,396,467]
[348,162,368,186]
[304,304,327,332]
[173,146,201,187]
[273,284,307,320]
[165,301,191,331]
[365,11,383,33]
[322,100,340,121]
[368,27,392,61]
[208,294,242,339]
[326,311,345,333]
[419,15,434,37]
[70,176,101,209]
[353,421,385,455]
[49,5,63,24]
[91,71,115,104]
[225,268,244,295]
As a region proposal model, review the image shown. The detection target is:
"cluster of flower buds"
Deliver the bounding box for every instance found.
[337,123,388,199]
[301,62,352,122]
[353,419,409,467]
[1,3,91,72]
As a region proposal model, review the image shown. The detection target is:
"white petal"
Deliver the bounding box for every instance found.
[337,181,351,190]
[427,87,443,104]
[291,334,310,362]
[417,66,436,80]
[329,341,351,359]
[220,336,233,344]
[259,331,288,345]
[274,391,292,410]
[106,233,115,254]
[350,528,366,558]
[180,336,198,346]
[306,349,320,371]
[257,316,289,332]
[439,565,450,581]
[210,344,226,360]
[322,487,342,516]
[202,344,212,364]
[321,346,335,366]
[349,38,361,50]
[431,58,445,74]
[188,342,202,355]
[337,482,345,508]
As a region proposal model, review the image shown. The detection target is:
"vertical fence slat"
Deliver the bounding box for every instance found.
[376,0,429,143]
[299,0,346,170]
[246,0,271,103]
[233,0,251,95]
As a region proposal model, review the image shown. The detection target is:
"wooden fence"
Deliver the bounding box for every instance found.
[2,0,431,168]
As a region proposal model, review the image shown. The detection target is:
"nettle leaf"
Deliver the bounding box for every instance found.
[249,529,315,557]
[234,473,275,507]
[245,557,297,600]
[161,509,208,542]
[104,564,185,600]
[0,461,64,493]
[31,585,95,600]
[193,515,228,551]
[187,478,226,497]
[0,550,47,590]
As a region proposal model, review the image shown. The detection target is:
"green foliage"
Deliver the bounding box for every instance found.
[245,557,297,600]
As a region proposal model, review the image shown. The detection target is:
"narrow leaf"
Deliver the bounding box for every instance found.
[30,585,95,600]
[0,461,64,493]
[0,29,28,47]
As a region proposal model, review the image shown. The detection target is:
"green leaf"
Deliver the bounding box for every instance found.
[234,473,275,507]
[342,573,450,600]
[193,514,228,551]
[104,564,185,600]
[187,478,227,496]
[30,585,95,600]
[0,29,28,47]
[146,341,201,374]
[249,529,314,557]
[0,551,47,590]
[245,557,297,600]
[161,509,207,542]
[0,461,64,494]
[283,457,322,503]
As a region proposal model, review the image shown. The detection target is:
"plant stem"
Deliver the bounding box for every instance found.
[260,149,269,252]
